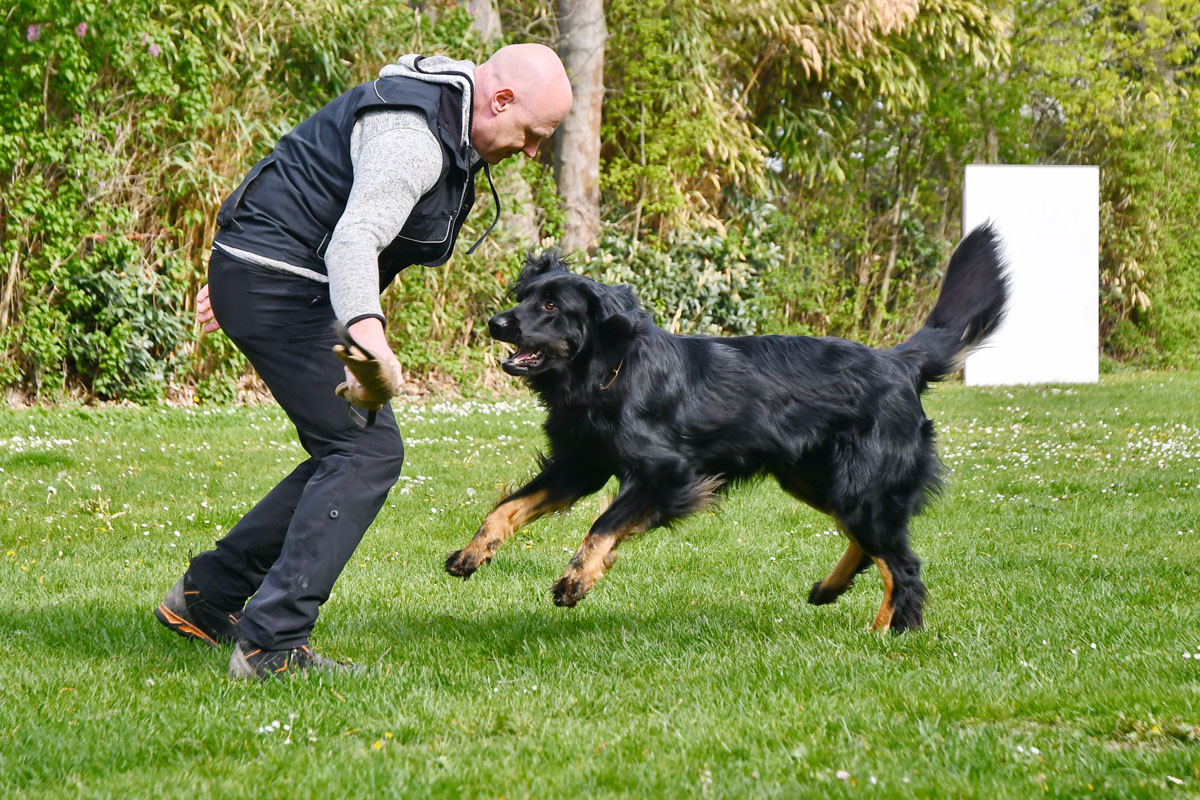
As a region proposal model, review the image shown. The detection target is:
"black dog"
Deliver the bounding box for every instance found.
[446,224,1007,632]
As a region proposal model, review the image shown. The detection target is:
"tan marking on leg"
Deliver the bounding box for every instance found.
[566,535,619,594]
[478,489,562,549]
[871,557,895,632]
[815,540,866,599]
[553,515,652,606]
[448,489,567,575]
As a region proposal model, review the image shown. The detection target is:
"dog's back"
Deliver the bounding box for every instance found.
[667,221,1007,403]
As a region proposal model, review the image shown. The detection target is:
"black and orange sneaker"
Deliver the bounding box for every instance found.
[228,637,366,680]
[154,573,241,647]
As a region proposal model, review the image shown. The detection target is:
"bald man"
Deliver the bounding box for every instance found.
[155,45,572,679]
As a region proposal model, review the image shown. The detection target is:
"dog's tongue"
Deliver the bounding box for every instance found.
[509,347,542,367]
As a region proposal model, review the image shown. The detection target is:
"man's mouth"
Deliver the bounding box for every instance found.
[503,346,545,372]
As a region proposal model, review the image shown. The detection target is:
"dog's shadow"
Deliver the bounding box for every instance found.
[346,583,874,664]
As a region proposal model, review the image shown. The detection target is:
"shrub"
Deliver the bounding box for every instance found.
[0,0,491,402]
[584,204,781,336]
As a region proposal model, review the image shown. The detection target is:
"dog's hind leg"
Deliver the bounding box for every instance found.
[807,539,872,606]
[550,531,626,607]
[776,473,873,607]
[836,503,927,633]
[868,549,925,633]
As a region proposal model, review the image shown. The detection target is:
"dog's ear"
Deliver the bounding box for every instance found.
[512,250,569,298]
[587,281,645,342]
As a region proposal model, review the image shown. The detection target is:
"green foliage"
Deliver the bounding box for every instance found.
[3,0,1198,404]
[585,203,782,336]
[719,0,1200,360]
[601,0,749,223]
[0,0,491,402]
[592,0,1014,345]
[749,0,1008,188]
[190,331,247,405]
[992,0,1200,366]
[56,239,188,402]
[596,0,773,231]
[1,0,216,398]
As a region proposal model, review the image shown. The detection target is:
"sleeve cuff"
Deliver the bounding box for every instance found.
[343,313,387,328]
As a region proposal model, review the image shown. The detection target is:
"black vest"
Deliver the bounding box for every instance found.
[215,73,481,290]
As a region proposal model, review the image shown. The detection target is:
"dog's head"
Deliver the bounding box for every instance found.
[489,251,645,378]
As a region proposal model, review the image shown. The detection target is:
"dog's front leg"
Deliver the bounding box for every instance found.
[552,496,657,607]
[446,465,601,579]
[445,488,561,578]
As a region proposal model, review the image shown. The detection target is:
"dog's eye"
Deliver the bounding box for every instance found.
[543,301,557,312]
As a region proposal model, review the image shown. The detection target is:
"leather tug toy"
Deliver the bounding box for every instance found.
[331,321,378,428]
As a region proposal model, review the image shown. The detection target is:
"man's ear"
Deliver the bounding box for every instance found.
[512,250,569,297]
[492,87,515,113]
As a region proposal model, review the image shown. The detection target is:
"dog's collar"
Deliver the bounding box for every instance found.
[600,360,623,391]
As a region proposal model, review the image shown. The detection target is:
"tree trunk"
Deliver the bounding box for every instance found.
[554,0,606,254]
[465,0,502,42]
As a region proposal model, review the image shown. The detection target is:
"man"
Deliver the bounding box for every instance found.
[154,44,573,679]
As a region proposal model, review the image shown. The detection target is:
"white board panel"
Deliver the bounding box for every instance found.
[962,165,1099,385]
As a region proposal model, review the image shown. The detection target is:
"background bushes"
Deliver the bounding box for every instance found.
[2,0,1197,403]
[0,0,495,401]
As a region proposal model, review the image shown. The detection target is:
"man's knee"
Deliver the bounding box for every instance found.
[363,424,405,487]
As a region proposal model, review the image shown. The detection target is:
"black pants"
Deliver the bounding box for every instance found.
[187,248,405,650]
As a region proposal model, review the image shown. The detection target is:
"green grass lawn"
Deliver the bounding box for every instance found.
[1,373,1198,798]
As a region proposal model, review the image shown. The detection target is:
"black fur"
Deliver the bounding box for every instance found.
[453,224,1008,632]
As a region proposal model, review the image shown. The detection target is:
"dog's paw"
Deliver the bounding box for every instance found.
[444,549,486,579]
[807,580,840,606]
[886,610,924,635]
[551,576,588,607]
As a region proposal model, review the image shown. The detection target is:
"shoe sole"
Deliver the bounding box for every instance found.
[155,604,219,648]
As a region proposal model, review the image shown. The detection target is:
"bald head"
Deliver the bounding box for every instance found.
[471,43,573,164]
[480,43,573,116]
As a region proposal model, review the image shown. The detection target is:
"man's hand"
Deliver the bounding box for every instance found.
[332,318,402,410]
[197,284,220,333]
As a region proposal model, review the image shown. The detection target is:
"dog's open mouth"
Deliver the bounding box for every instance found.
[503,346,545,373]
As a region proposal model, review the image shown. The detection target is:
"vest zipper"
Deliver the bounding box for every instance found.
[406,57,500,258]
[436,173,473,261]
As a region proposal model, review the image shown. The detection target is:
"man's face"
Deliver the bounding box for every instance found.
[473,90,560,164]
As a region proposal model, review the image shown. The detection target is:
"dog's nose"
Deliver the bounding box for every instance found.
[489,312,516,339]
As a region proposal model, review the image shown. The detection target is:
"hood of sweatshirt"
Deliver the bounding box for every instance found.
[379,53,499,254]
[379,55,476,150]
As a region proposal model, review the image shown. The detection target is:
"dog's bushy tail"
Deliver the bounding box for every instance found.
[895,222,1009,388]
